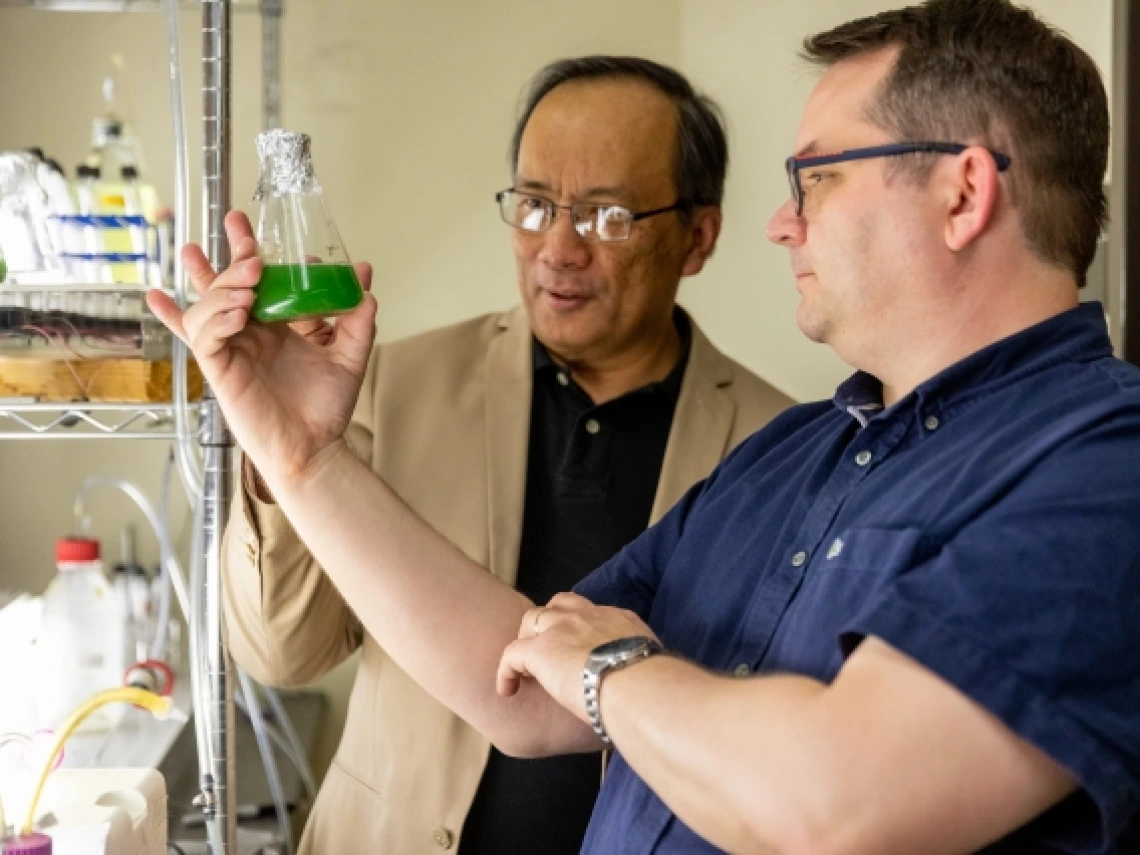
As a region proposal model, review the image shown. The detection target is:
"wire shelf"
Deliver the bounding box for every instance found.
[0,401,195,439]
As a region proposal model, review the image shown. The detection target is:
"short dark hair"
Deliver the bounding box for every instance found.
[509,56,729,215]
[803,0,1109,286]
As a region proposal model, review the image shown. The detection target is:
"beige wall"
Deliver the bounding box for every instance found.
[0,0,1112,783]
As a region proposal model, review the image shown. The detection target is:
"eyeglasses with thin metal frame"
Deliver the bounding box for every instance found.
[785,141,1012,217]
[495,189,690,242]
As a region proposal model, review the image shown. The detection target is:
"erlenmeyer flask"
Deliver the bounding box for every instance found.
[251,129,363,324]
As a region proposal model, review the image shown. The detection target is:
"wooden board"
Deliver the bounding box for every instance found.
[0,357,203,403]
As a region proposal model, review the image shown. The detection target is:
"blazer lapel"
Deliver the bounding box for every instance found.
[649,316,737,524]
[484,306,533,587]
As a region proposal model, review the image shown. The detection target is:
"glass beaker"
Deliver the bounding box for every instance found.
[251,130,363,324]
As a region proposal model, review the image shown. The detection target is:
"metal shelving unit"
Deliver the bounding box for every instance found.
[1,3,281,852]
[0,0,282,440]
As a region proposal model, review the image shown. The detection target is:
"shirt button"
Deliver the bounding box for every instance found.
[924,415,940,431]
[432,827,454,849]
[791,551,807,567]
[734,663,751,677]
[557,372,570,387]
[855,450,873,466]
[585,418,601,435]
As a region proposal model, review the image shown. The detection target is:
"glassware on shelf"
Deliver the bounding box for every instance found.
[250,129,363,324]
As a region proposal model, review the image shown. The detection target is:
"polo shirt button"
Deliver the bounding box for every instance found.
[924,415,941,431]
[585,418,601,435]
[791,551,807,567]
[432,827,454,849]
[855,450,873,466]
[734,663,751,677]
[557,372,570,387]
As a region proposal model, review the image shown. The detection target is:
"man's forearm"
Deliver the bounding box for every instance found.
[597,640,1076,855]
[262,439,595,755]
[600,655,822,854]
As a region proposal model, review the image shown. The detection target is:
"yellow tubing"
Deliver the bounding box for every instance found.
[20,687,172,836]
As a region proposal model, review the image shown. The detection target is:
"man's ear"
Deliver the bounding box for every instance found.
[941,146,1001,253]
[681,206,723,277]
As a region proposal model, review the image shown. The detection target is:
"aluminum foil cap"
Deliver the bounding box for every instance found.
[254,129,315,199]
[2,833,53,855]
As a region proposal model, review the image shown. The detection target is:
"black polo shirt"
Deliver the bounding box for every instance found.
[459,317,690,855]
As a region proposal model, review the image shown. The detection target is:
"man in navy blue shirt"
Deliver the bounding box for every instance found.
[153,0,1140,852]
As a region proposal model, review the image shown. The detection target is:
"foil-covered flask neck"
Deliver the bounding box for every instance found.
[254,129,315,199]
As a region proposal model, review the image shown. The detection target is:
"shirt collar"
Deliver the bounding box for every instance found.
[833,302,1114,424]
[532,309,692,404]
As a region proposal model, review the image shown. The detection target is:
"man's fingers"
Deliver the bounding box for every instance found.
[496,639,532,697]
[519,606,548,640]
[354,261,373,293]
[182,243,218,297]
[145,289,188,344]
[189,304,250,360]
[183,287,255,353]
[291,318,332,338]
[328,292,377,370]
[223,210,257,257]
[184,249,262,300]
[181,244,260,297]
[547,592,591,611]
[181,211,259,299]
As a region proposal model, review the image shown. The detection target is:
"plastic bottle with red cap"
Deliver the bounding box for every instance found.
[34,537,127,731]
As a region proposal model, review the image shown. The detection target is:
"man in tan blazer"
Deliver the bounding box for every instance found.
[220,56,792,855]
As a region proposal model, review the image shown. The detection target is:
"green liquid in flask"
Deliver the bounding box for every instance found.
[251,263,363,324]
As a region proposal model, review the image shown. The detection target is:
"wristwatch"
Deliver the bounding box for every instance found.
[582,636,664,746]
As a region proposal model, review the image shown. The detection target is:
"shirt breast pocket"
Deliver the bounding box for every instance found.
[772,526,928,678]
[816,526,927,579]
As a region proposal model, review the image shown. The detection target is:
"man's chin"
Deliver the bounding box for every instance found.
[795,306,830,344]
[531,320,599,361]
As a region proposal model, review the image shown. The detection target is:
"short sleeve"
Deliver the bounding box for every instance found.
[842,417,1140,849]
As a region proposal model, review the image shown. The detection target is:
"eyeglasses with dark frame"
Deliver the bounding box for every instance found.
[785,141,1012,217]
[495,189,690,242]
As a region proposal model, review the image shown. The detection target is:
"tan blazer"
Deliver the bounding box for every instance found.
[221,306,794,855]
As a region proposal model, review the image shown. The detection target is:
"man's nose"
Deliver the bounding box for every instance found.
[766,198,806,247]
[539,210,592,269]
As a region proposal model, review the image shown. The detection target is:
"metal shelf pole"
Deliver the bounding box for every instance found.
[196,1,236,852]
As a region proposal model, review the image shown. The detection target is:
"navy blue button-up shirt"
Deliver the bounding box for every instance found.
[576,303,1140,854]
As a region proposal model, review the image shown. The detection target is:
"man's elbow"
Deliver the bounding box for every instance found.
[735,783,860,855]
[736,817,846,855]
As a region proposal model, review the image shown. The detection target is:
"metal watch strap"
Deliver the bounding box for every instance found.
[582,637,664,746]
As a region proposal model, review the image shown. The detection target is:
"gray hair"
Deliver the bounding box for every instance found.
[509,56,729,215]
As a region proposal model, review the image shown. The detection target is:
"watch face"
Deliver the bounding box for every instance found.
[591,636,653,661]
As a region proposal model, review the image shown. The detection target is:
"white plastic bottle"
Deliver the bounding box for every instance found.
[36,537,127,731]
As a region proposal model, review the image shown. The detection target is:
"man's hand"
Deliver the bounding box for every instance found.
[145,210,376,484]
[496,592,660,722]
